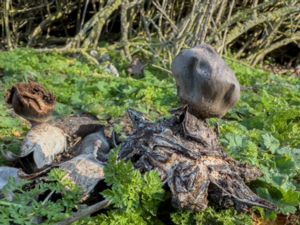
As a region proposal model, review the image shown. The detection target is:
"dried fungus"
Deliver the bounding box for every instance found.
[6,82,56,123]
[59,154,105,197]
[20,123,66,169]
[120,108,276,212]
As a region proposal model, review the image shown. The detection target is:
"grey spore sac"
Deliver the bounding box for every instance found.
[172,44,240,119]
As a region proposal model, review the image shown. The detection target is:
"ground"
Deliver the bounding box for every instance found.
[0,48,299,224]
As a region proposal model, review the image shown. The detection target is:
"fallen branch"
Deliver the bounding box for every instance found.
[28,1,77,46]
[66,0,122,49]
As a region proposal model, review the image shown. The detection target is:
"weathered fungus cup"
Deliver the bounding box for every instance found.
[171,44,240,119]
[20,123,66,169]
[6,82,56,123]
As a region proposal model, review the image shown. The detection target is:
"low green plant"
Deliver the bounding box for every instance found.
[171,208,253,225]
[218,62,300,218]
[0,169,82,225]
[76,148,166,225]
[1,48,300,223]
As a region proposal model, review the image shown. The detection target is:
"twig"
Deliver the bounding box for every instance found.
[120,0,132,60]
[217,0,235,54]
[152,0,178,33]
[56,199,111,225]
[198,0,216,44]
[4,0,12,49]
[151,64,172,75]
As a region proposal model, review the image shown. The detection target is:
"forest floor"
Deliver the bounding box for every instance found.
[0,48,299,224]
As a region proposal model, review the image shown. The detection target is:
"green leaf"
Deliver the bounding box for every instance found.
[262,133,280,153]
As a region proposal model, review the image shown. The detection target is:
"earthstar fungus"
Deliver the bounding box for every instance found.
[172,44,240,119]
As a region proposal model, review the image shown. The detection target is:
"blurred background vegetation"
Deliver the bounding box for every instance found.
[1,0,299,69]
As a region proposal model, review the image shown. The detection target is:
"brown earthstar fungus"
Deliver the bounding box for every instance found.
[120,108,276,212]
[119,46,275,212]
[172,44,240,119]
[6,82,56,124]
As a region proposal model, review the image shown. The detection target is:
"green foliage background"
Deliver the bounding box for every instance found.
[0,49,300,224]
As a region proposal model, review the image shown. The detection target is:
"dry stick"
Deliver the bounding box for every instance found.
[28,1,76,46]
[207,0,278,43]
[252,0,259,19]
[251,31,300,66]
[148,17,166,43]
[56,199,111,225]
[215,0,227,25]
[209,0,227,44]
[173,0,198,56]
[198,0,216,45]
[4,0,12,49]
[90,17,104,49]
[75,0,83,34]
[120,0,131,60]
[192,1,209,46]
[140,7,151,40]
[224,5,299,48]
[1,16,4,38]
[68,0,121,48]
[217,0,234,55]
[235,37,256,59]
[152,0,178,33]
[80,0,90,31]
[1,0,54,15]
[157,0,165,33]
[175,0,185,24]
[10,0,18,43]
[246,19,283,61]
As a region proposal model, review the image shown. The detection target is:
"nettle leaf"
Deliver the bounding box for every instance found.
[276,147,300,170]
[275,155,296,175]
[255,181,300,215]
[262,133,280,153]
[221,133,258,165]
